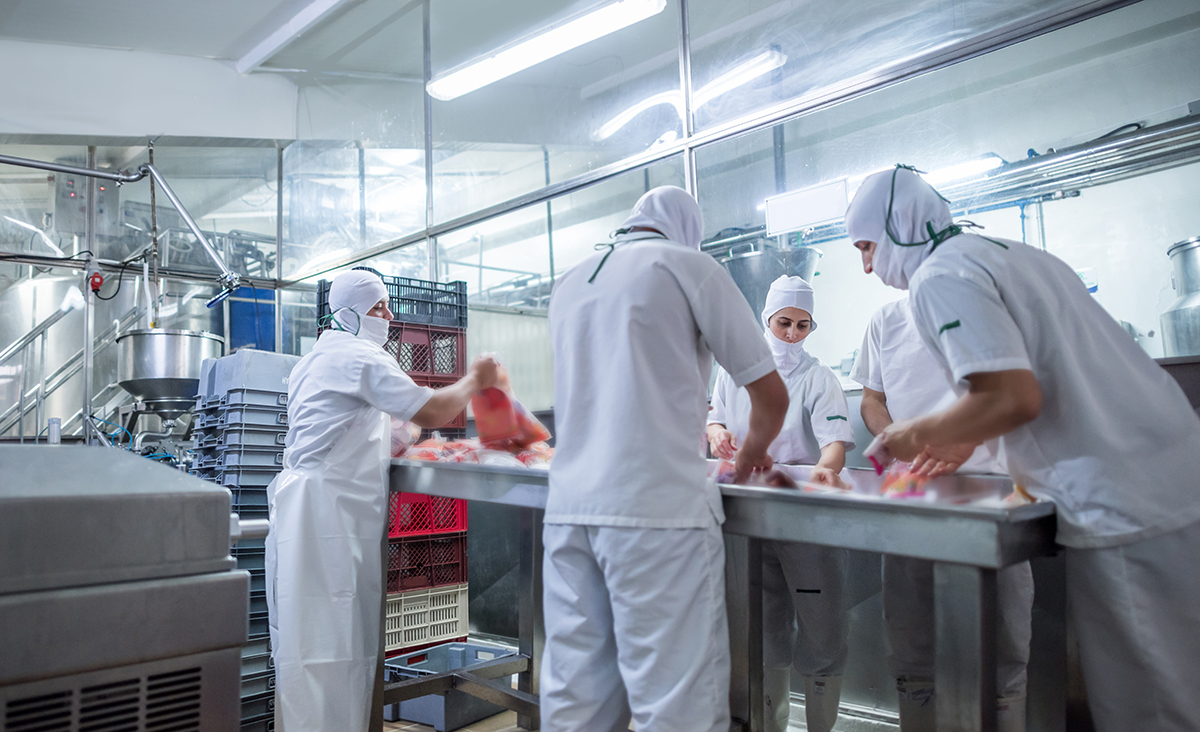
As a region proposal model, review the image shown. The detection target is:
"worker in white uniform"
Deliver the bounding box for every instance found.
[266,269,499,732]
[544,186,789,732]
[845,165,1200,731]
[851,296,1034,731]
[706,275,855,732]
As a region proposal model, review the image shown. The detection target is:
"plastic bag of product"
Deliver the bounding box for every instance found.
[474,449,527,468]
[390,419,422,457]
[471,367,551,449]
[515,442,553,470]
[880,462,929,497]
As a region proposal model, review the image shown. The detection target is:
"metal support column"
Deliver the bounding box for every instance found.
[275,144,286,353]
[517,506,544,730]
[677,0,697,196]
[82,146,98,445]
[934,563,999,732]
[726,534,763,732]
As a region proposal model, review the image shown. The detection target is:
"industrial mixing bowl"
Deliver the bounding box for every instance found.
[719,244,822,317]
[116,329,225,420]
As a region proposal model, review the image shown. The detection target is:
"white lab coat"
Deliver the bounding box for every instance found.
[851,297,1033,711]
[544,223,775,731]
[710,349,855,680]
[904,235,1200,730]
[266,329,432,732]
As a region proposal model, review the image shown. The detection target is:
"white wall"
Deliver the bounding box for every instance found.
[0,39,297,139]
[465,308,554,411]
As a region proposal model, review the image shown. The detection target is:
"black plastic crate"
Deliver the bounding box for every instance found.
[319,275,468,329]
[241,690,275,720]
[241,669,276,697]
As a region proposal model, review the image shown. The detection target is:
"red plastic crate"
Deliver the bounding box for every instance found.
[389,492,469,538]
[387,532,468,592]
[385,323,466,378]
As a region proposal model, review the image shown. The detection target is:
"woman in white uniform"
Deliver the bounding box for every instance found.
[544,186,789,732]
[845,165,1200,732]
[266,269,498,732]
[707,275,856,732]
[852,296,1034,732]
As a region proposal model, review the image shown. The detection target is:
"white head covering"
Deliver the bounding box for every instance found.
[844,166,954,290]
[615,186,703,250]
[761,275,816,372]
[328,269,389,343]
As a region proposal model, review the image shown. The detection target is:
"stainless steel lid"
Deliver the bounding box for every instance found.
[0,446,233,595]
[1167,236,1200,257]
[116,328,225,343]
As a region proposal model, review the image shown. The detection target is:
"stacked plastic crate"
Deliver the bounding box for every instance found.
[191,350,299,732]
[320,272,472,655]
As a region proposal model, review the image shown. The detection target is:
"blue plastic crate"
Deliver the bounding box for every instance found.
[383,642,516,730]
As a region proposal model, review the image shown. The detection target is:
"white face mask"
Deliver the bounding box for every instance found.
[359,315,390,346]
[870,240,912,290]
[765,328,806,373]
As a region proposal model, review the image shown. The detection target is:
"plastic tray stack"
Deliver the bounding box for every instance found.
[190,364,292,732]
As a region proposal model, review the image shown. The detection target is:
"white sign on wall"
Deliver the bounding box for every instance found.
[765,179,849,237]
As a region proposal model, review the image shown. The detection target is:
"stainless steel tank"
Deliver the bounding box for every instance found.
[719,243,822,317]
[117,329,225,420]
[1161,236,1200,357]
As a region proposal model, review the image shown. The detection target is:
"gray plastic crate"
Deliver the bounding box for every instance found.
[200,349,300,397]
[217,405,289,429]
[383,642,516,730]
[217,446,285,469]
[223,388,288,409]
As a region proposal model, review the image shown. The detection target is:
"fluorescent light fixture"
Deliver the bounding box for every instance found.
[4,216,64,256]
[427,0,666,102]
[592,48,787,141]
[294,247,351,278]
[765,179,849,236]
[693,49,786,106]
[922,155,1004,186]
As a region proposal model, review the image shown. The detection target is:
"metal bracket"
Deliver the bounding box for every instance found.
[381,654,538,724]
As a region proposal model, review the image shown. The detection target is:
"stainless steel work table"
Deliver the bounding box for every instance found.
[378,459,1059,732]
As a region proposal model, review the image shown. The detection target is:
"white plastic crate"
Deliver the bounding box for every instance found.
[385,583,469,653]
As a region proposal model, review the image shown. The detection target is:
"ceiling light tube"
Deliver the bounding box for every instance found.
[592,48,787,141]
[922,155,1005,185]
[427,0,667,102]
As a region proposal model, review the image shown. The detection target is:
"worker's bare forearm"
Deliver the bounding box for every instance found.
[815,442,846,473]
[411,374,479,428]
[860,388,893,436]
[741,372,788,457]
[908,370,1041,448]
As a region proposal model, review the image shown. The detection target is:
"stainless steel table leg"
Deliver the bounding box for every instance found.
[935,562,998,732]
[371,517,389,732]
[725,534,763,732]
[518,506,544,730]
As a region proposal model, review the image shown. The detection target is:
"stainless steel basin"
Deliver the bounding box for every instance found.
[116,329,225,420]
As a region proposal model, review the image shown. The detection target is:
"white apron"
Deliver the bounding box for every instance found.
[266,409,389,732]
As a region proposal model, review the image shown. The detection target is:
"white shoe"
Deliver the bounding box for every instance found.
[764,667,791,732]
[803,675,842,732]
[895,677,935,732]
[996,692,1026,732]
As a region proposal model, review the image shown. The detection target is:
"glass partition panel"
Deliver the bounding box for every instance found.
[687,0,1111,133]
[97,144,279,279]
[697,0,1200,370]
[430,0,683,224]
[0,144,88,272]
[281,141,426,280]
[437,204,551,308]
[280,286,319,356]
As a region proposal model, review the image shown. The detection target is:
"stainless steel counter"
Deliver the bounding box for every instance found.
[382,459,1060,732]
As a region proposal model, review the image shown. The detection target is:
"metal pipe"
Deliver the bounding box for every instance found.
[0,153,145,183]
[133,423,176,451]
[139,163,240,297]
[82,147,98,446]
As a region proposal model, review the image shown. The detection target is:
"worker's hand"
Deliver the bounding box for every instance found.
[877,418,926,463]
[808,466,848,489]
[468,355,501,391]
[911,442,979,477]
[733,446,773,484]
[707,427,737,460]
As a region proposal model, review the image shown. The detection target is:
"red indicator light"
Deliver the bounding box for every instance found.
[99,186,105,191]
[69,192,75,198]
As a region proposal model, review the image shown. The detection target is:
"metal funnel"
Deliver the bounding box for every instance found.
[720,243,822,317]
[117,329,225,420]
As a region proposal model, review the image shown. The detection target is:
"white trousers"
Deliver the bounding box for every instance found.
[1067,520,1200,732]
[540,523,731,732]
[882,556,1033,698]
[762,541,850,675]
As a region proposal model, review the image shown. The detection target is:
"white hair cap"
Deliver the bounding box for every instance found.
[761,275,817,333]
[328,269,388,332]
[617,186,703,250]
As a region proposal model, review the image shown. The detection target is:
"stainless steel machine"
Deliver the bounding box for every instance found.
[0,445,250,732]
[115,329,224,450]
[718,240,822,317]
[1161,235,1200,357]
